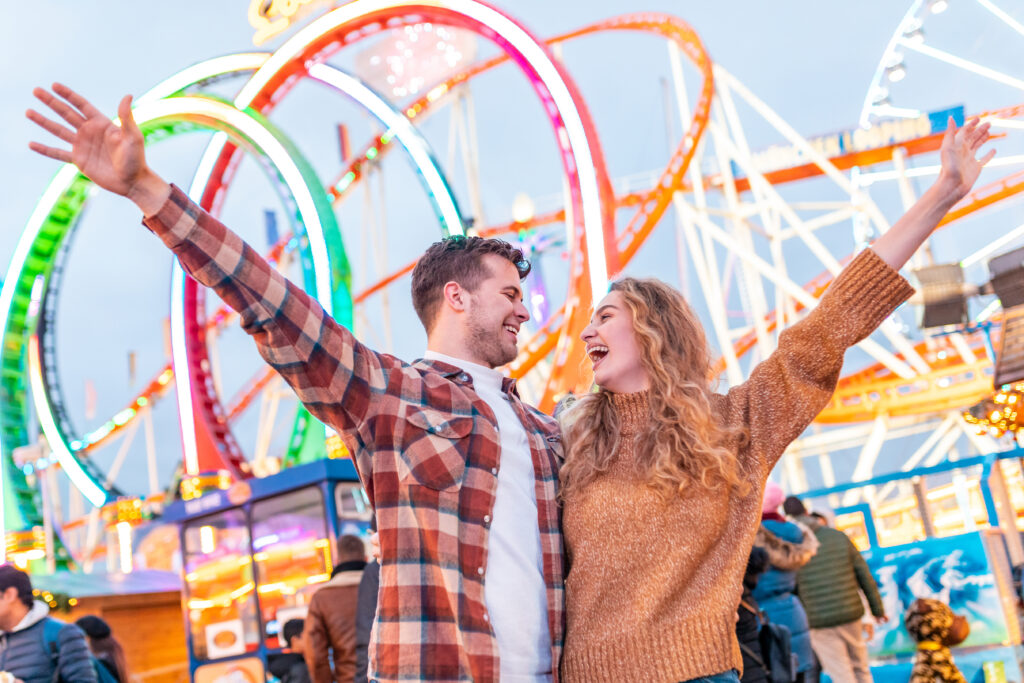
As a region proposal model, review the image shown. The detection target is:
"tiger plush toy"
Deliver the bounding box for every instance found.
[904,598,970,683]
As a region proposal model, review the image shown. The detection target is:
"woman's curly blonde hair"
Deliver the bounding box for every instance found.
[559,277,749,499]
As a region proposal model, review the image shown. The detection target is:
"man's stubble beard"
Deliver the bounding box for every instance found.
[467,309,517,368]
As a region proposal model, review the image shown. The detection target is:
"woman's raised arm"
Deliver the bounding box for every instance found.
[871,117,994,270]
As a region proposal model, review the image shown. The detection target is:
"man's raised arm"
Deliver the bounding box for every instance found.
[26,84,394,476]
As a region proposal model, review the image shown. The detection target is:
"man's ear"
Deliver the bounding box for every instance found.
[442,280,468,312]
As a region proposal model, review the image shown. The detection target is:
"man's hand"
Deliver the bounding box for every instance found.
[862,621,875,640]
[875,615,889,624]
[27,83,169,216]
[938,116,995,202]
[369,531,381,562]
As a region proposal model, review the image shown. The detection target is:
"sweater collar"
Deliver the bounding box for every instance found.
[610,391,649,436]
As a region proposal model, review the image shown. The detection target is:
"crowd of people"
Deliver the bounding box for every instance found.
[19,77,995,682]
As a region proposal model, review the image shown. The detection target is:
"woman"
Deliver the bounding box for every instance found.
[753,483,818,682]
[75,615,128,683]
[558,117,992,683]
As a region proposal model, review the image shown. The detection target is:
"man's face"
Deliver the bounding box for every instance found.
[0,588,24,630]
[463,254,530,368]
[289,630,306,654]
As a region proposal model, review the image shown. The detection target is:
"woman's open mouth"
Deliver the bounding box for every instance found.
[587,345,609,367]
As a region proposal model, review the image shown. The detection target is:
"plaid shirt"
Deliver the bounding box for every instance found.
[144,186,565,682]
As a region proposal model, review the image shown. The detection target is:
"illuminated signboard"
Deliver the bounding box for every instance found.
[741,105,965,176]
[248,0,335,45]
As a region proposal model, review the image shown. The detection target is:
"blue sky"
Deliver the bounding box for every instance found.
[2,1,1017,497]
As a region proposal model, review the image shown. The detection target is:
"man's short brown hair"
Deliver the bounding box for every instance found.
[411,236,531,332]
[337,534,367,563]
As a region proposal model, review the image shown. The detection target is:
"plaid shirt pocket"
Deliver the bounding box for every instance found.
[400,406,474,491]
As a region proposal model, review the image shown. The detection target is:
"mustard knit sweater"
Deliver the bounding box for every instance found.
[561,249,914,683]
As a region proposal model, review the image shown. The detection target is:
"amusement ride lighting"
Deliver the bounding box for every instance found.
[172,58,467,474]
[886,58,907,83]
[963,386,1024,437]
[6,62,349,521]
[306,63,464,235]
[233,0,611,297]
[0,164,82,558]
[27,337,108,508]
[130,93,339,476]
[902,21,925,44]
[135,53,271,105]
[355,23,477,99]
[199,525,216,555]
[116,521,133,574]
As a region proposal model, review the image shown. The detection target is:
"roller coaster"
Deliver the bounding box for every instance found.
[4,0,1024,569]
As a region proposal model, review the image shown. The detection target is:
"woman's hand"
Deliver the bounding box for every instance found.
[27,83,169,215]
[870,116,994,270]
[937,116,995,202]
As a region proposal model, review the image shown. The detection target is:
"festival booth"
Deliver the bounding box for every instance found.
[800,447,1024,683]
[161,458,370,682]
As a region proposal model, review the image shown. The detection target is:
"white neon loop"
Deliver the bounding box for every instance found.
[306,63,463,235]
[126,97,337,310]
[27,338,107,507]
[170,265,200,475]
[137,53,271,105]
[124,95,334,475]
[234,0,610,295]
[170,58,466,475]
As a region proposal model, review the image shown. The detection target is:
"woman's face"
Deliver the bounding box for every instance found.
[581,291,650,393]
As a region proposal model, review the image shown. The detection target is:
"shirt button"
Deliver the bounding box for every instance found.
[483,514,491,524]
[477,567,484,575]
[491,467,498,475]
[483,613,490,622]
[459,373,470,382]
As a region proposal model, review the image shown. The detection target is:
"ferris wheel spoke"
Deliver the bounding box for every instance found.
[899,38,1024,92]
[975,0,1024,39]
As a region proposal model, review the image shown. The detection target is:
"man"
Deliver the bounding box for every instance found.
[269,619,313,683]
[783,496,887,683]
[28,84,564,683]
[0,565,96,682]
[354,522,380,683]
[305,535,367,683]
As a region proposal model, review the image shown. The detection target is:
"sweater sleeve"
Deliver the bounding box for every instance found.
[850,538,885,618]
[57,624,98,683]
[720,248,915,479]
[142,185,402,486]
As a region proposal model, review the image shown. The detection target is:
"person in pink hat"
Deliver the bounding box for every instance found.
[752,483,820,682]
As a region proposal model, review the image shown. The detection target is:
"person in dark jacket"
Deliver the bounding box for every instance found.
[0,565,96,683]
[753,484,819,683]
[305,534,367,683]
[737,546,771,683]
[75,615,128,682]
[269,619,313,683]
[354,560,379,683]
[354,517,380,683]
[783,496,887,683]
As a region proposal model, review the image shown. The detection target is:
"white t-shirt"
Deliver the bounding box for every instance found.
[424,351,552,682]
